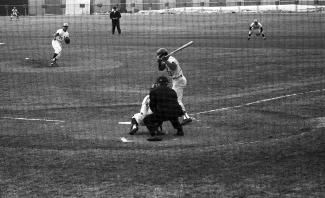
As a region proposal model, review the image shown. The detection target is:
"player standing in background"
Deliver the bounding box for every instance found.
[156,48,193,126]
[110,6,121,35]
[248,19,266,40]
[51,23,70,66]
[10,7,19,21]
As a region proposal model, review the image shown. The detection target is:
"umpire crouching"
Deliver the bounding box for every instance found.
[110,6,121,34]
[144,76,184,140]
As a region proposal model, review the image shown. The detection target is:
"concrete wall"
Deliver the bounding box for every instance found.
[209,0,227,6]
[66,0,90,15]
[28,0,44,15]
[226,0,243,6]
[193,0,211,6]
[27,0,324,15]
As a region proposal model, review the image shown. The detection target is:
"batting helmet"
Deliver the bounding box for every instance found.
[156,48,168,57]
[156,76,169,87]
[63,23,69,27]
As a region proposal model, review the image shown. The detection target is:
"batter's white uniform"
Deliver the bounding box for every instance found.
[164,56,187,113]
[52,29,69,59]
[132,95,152,125]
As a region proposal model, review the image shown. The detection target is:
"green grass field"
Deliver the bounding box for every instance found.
[0,13,324,197]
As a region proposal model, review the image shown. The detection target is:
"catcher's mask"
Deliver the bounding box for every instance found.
[156,48,168,58]
[156,76,169,87]
[253,19,258,24]
[151,83,159,89]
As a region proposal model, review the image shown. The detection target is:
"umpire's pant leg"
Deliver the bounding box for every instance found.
[116,21,121,34]
[112,21,116,34]
[143,114,160,135]
[169,117,182,131]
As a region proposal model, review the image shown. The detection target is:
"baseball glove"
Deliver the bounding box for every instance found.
[64,37,70,44]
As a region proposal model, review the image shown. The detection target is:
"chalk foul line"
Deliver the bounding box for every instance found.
[2,117,65,123]
[191,89,325,116]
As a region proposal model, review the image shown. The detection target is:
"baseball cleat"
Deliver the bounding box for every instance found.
[129,126,138,135]
[181,118,192,126]
[50,59,57,67]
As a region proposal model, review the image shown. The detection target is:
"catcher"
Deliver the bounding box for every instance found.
[50,23,70,66]
[129,83,162,135]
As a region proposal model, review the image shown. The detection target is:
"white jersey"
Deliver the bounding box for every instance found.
[12,8,18,15]
[165,56,183,79]
[250,22,263,30]
[54,29,69,42]
[140,95,152,115]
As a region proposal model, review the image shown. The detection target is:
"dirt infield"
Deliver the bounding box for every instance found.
[0,14,324,197]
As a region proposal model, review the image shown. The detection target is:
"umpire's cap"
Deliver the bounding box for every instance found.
[156,48,168,57]
[156,76,169,86]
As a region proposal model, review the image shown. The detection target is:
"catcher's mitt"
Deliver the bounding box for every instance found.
[64,37,70,44]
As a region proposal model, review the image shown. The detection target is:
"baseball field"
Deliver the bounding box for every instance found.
[0,12,324,197]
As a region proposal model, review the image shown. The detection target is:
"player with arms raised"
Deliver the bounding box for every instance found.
[50,23,70,66]
[157,48,192,125]
[248,19,266,40]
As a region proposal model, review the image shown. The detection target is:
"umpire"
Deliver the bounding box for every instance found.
[110,6,121,35]
[144,76,184,140]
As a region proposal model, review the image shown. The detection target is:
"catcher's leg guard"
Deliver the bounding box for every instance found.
[129,118,138,135]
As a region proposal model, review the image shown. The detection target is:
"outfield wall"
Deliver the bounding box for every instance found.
[65,0,91,15]
[1,0,324,16]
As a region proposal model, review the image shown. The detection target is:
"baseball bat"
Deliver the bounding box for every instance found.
[167,41,194,56]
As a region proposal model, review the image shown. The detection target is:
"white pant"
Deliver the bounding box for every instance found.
[249,29,263,36]
[132,113,146,126]
[52,40,62,58]
[172,75,187,112]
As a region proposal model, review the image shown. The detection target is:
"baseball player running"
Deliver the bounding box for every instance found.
[248,19,266,40]
[156,48,192,126]
[10,7,19,21]
[50,23,70,66]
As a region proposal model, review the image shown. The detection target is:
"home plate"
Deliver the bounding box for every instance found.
[0,43,5,45]
[119,121,131,125]
[25,57,30,60]
[120,137,133,142]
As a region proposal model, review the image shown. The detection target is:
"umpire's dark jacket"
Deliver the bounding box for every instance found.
[149,86,183,119]
[110,10,121,21]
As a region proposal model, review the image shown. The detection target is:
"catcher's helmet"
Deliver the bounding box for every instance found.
[156,48,168,57]
[253,19,258,24]
[156,76,169,86]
